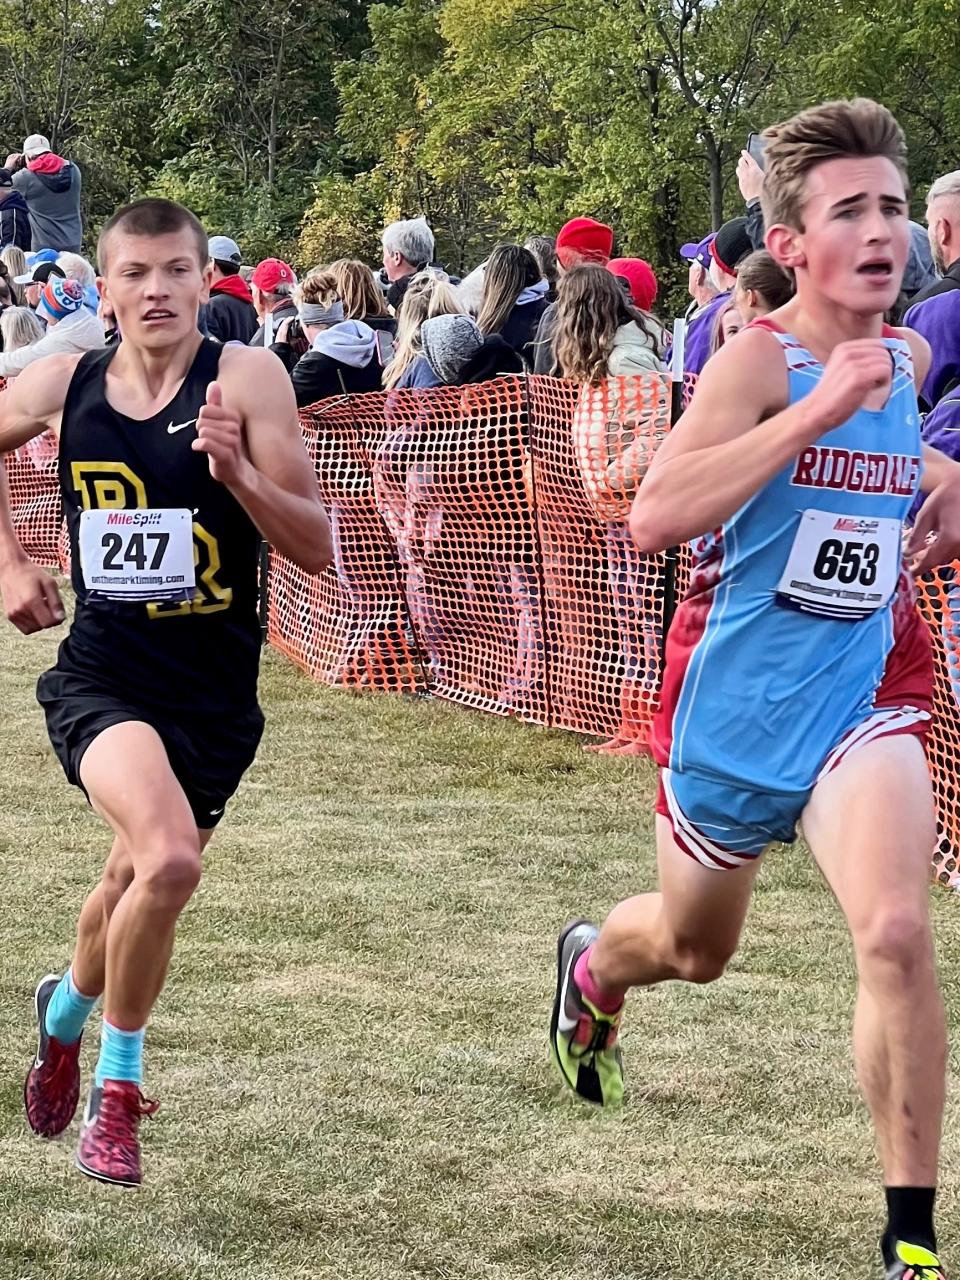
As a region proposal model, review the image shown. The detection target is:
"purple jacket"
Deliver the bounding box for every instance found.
[682,292,730,376]
[908,393,960,522]
[903,290,960,409]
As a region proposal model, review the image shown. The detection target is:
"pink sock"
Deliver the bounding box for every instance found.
[574,946,626,1013]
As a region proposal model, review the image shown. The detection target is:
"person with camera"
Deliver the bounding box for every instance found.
[270,271,390,407]
[248,257,298,346]
[4,134,82,253]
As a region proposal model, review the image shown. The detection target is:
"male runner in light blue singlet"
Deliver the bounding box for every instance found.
[550,99,960,1279]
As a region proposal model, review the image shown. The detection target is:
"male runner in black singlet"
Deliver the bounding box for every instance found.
[0,199,332,1186]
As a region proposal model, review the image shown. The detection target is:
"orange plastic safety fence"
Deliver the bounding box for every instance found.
[526,373,679,742]
[915,570,960,885]
[0,376,68,571]
[6,368,960,873]
[267,390,422,690]
[2,437,65,570]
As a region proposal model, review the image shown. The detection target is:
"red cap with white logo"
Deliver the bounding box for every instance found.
[251,258,296,292]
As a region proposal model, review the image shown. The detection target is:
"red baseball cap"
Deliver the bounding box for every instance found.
[555,217,614,269]
[607,258,658,312]
[252,258,296,292]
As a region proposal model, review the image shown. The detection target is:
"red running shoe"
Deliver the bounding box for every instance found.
[23,973,83,1139]
[75,1080,159,1187]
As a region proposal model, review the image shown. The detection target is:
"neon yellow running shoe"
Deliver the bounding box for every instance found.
[549,919,623,1107]
[885,1240,948,1280]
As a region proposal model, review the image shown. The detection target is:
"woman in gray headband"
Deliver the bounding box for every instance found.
[269,270,385,408]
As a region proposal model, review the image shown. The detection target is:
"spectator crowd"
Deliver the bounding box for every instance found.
[3,126,960,743]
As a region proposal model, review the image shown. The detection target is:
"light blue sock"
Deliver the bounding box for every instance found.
[44,970,97,1045]
[94,1020,145,1087]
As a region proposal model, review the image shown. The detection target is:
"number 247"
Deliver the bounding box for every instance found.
[101,531,169,572]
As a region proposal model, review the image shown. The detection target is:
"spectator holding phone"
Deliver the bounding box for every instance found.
[737,144,767,251]
[4,134,82,252]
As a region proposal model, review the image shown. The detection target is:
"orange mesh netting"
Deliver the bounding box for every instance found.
[4,371,960,873]
[915,571,960,884]
[267,390,422,690]
[527,373,678,745]
[3,432,65,570]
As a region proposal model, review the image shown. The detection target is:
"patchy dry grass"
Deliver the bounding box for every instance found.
[0,603,959,1278]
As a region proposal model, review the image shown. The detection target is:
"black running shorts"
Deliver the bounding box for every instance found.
[37,668,264,829]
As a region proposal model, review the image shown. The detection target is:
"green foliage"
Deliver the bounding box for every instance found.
[299,172,387,269]
[0,0,957,296]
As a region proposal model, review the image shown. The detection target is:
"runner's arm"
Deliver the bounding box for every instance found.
[630,331,893,551]
[198,348,332,573]
[0,354,75,452]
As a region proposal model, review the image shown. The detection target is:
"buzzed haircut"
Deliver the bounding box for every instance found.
[760,98,909,233]
[97,198,209,273]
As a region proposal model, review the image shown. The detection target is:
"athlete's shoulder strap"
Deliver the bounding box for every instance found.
[62,345,116,419]
[746,316,792,347]
[192,337,225,386]
[745,316,818,375]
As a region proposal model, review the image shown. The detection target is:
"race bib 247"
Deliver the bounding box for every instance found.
[79,508,196,603]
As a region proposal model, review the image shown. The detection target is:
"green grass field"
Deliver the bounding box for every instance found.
[1,609,959,1279]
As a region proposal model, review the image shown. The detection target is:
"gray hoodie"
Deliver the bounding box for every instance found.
[13,160,83,253]
[310,320,377,367]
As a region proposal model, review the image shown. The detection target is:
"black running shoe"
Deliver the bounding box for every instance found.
[23,973,83,1139]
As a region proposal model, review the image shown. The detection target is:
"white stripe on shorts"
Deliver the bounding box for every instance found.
[661,770,758,871]
[816,705,930,782]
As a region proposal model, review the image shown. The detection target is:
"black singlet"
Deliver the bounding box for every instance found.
[54,339,262,716]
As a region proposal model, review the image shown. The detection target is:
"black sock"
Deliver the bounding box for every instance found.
[882,1187,937,1265]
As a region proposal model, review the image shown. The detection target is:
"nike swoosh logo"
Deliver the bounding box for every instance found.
[209,807,224,817]
[167,419,196,435]
[556,953,579,1033]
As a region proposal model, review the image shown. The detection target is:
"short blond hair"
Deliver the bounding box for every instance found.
[760,98,908,232]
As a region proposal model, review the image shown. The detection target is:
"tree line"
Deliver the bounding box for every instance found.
[1,0,956,308]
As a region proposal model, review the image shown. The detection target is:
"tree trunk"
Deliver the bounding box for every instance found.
[704,133,723,229]
[267,94,276,188]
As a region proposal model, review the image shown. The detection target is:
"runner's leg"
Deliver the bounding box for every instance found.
[589,815,762,991]
[78,720,204,1031]
[551,815,762,1107]
[71,837,134,1000]
[802,734,944,1254]
[72,823,213,1005]
[72,721,210,1185]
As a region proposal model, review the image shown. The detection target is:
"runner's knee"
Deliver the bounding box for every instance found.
[137,839,202,908]
[853,905,933,987]
[669,935,736,985]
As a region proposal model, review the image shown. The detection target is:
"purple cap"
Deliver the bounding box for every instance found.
[680,233,716,269]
